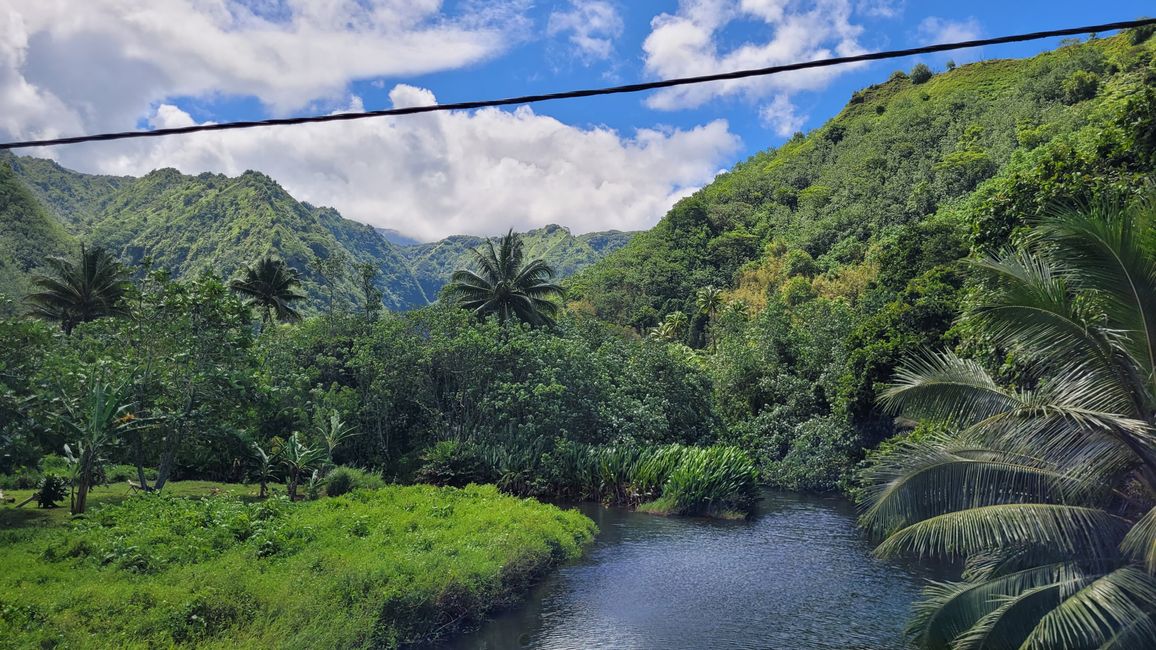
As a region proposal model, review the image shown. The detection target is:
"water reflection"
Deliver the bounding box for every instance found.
[440,491,925,650]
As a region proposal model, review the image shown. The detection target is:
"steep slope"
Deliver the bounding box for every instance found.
[403,224,633,299]
[3,153,131,230]
[575,33,1156,326]
[78,169,426,310]
[572,30,1156,488]
[0,160,75,312]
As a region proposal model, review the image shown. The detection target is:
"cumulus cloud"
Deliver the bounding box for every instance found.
[547,0,625,63]
[759,94,805,137]
[0,0,529,140]
[641,0,869,112]
[41,86,741,241]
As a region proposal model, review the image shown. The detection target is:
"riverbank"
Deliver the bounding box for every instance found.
[0,483,595,649]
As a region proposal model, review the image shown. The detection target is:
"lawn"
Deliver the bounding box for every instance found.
[0,482,596,649]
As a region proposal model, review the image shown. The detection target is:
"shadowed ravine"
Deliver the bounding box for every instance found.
[441,491,928,650]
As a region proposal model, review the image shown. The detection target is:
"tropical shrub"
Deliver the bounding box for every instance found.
[910,63,933,84]
[643,446,758,517]
[415,441,488,487]
[325,466,385,497]
[36,474,68,508]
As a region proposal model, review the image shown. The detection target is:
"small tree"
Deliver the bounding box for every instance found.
[315,410,359,467]
[275,432,326,500]
[250,441,278,498]
[56,380,147,514]
[910,63,933,85]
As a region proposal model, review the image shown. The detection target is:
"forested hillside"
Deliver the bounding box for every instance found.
[403,224,633,299]
[0,161,74,302]
[572,30,1156,489]
[0,155,630,314]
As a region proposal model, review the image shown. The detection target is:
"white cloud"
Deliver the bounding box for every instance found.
[916,16,983,63]
[41,86,742,241]
[641,0,870,133]
[759,94,805,137]
[547,0,625,63]
[856,0,904,19]
[917,16,982,45]
[0,0,529,140]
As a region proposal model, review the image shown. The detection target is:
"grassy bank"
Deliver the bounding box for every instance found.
[0,483,595,649]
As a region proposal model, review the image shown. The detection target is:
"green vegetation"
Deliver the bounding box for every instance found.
[569,31,1156,491]
[229,256,307,326]
[0,156,631,316]
[417,440,758,518]
[446,229,564,327]
[860,199,1156,648]
[2,30,1156,648]
[0,484,594,649]
[26,244,130,334]
[404,224,633,299]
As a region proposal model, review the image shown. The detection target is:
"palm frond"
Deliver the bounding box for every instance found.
[874,504,1128,561]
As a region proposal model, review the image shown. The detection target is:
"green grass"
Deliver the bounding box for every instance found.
[0,483,595,649]
[0,480,272,529]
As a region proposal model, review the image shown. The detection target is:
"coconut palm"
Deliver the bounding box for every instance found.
[445,229,563,327]
[650,310,689,342]
[26,244,129,334]
[230,256,306,326]
[695,285,724,319]
[860,199,1156,649]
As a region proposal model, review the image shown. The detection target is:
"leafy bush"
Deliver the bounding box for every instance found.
[1062,69,1099,104]
[764,416,859,493]
[325,466,385,497]
[414,441,488,487]
[642,446,758,517]
[910,63,933,84]
[36,474,68,508]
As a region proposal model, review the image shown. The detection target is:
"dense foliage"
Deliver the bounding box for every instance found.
[0,485,594,649]
[570,32,1156,490]
[860,199,1156,648]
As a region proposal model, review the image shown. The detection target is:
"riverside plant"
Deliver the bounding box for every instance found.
[420,439,760,518]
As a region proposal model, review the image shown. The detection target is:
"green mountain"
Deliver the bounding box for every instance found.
[2,158,427,310]
[402,224,634,300]
[0,159,75,311]
[572,30,1156,487]
[0,156,631,313]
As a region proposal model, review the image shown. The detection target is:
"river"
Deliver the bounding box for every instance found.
[440,491,928,650]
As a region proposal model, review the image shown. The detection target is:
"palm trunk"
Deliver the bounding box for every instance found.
[72,450,96,515]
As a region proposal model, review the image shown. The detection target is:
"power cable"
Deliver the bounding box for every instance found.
[1,17,1153,150]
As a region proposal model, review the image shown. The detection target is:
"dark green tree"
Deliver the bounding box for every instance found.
[230,256,306,326]
[445,229,563,327]
[26,244,129,334]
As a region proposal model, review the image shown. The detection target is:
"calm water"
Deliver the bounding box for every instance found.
[440,491,927,650]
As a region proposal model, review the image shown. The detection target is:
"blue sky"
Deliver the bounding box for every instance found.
[2,1,1150,239]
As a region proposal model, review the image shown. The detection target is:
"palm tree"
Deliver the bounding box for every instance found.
[26,244,129,334]
[860,199,1156,649]
[695,285,723,319]
[230,256,306,326]
[650,310,689,342]
[445,229,563,327]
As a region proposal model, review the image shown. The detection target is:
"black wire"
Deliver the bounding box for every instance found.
[2,17,1153,150]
